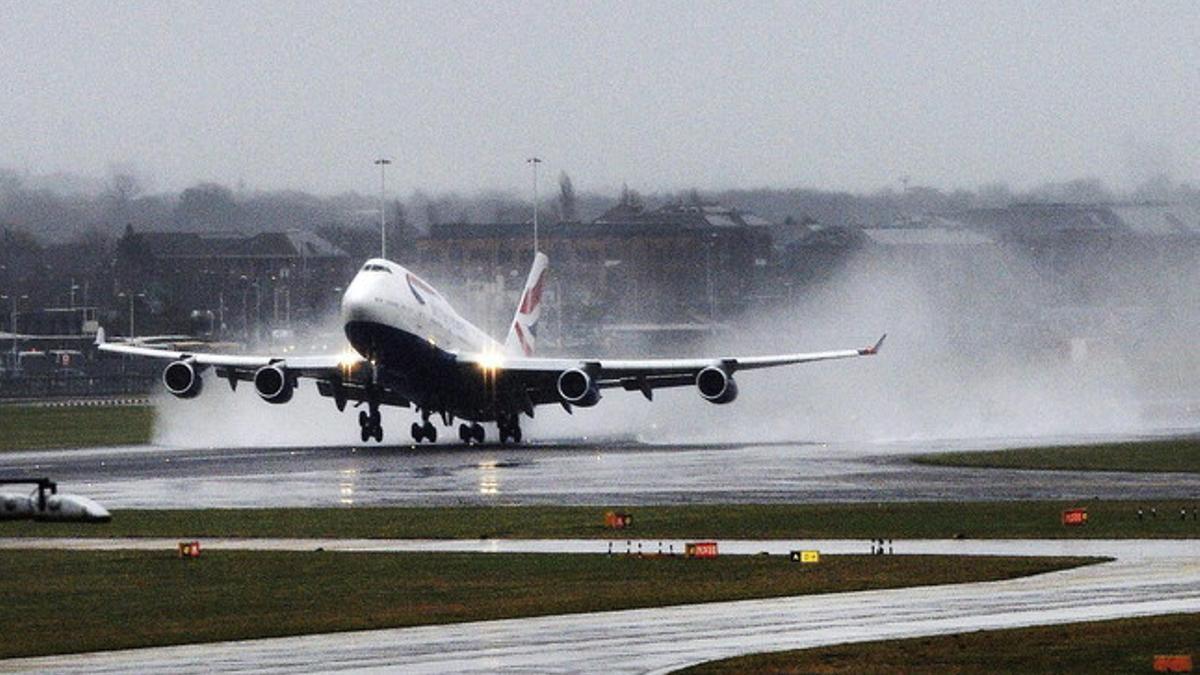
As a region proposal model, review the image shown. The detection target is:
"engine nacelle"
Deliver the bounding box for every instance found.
[696,366,738,404]
[557,368,601,407]
[163,360,204,399]
[253,364,294,404]
[37,494,112,523]
[1,493,111,522]
[0,493,35,520]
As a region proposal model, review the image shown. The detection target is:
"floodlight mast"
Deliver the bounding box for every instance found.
[374,158,392,259]
[527,156,542,253]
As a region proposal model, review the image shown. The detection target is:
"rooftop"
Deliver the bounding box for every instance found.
[136,230,348,259]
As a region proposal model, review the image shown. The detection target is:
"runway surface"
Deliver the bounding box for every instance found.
[4,539,1199,673]
[4,434,1200,508]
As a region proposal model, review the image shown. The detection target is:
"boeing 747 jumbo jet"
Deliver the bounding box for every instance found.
[98,253,884,444]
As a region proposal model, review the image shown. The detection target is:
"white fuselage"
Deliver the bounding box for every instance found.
[340,258,497,357]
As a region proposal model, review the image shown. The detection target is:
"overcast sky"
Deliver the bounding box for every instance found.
[2,1,1198,196]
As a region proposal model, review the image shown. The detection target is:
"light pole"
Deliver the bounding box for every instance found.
[117,292,145,338]
[374,158,391,259]
[526,157,542,253]
[1,293,28,363]
[705,232,718,330]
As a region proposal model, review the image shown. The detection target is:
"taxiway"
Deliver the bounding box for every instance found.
[3,539,1198,673]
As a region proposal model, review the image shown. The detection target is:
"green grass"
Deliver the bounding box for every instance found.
[0,405,154,451]
[913,437,1200,474]
[4,501,1200,540]
[681,612,1200,674]
[0,549,1093,659]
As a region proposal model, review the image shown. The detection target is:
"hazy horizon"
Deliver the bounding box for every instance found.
[3,2,1199,197]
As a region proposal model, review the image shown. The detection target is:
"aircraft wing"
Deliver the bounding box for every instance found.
[94,330,402,407]
[457,334,886,407]
[96,340,351,376]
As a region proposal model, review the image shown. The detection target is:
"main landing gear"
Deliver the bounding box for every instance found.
[497,415,523,445]
[458,422,485,445]
[358,407,383,443]
[411,420,437,443]
[410,410,437,443]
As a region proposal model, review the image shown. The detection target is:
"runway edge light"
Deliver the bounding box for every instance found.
[1153,654,1192,672]
[1062,508,1088,526]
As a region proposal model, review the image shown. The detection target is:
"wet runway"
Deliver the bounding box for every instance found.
[5,539,1200,673]
[3,435,1200,508]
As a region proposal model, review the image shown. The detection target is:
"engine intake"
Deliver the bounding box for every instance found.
[254,364,294,404]
[163,361,203,399]
[696,366,738,404]
[557,368,601,407]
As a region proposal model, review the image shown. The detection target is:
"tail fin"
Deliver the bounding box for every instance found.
[504,252,549,357]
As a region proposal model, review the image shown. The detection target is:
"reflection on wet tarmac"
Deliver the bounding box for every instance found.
[2,435,1199,509]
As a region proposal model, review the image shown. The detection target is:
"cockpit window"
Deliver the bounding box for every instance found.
[361,264,392,273]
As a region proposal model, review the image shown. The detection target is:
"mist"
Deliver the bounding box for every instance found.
[527,240,1198,446]
[150,229,1200,449]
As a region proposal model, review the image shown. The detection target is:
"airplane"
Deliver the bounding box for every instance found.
[98,252,885,445]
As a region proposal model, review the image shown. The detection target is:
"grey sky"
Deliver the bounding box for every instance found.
[2,1,1198,196]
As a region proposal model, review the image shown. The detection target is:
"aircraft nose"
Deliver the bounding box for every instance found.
[340,274,385,326]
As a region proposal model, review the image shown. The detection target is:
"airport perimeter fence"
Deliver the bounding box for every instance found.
[0,374,156,400]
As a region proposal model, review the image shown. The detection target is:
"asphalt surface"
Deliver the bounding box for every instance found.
[3,538,1199,673]
[4,435,1200,508]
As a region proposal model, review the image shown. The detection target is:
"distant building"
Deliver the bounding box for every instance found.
[115,229,354,339]
[412,202,773,350]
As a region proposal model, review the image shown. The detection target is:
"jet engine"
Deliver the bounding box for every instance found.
[253,364,294,404]
[557,368,601,407]
[0,493,111,522]
[162,360,204,399]
[696,366,738,404]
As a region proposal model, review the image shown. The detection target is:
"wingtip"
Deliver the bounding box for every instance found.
[860,333,887,356]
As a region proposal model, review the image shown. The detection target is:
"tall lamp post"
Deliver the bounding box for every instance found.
[1,293,28,363]
[526,157,542,252]
[117,291,145,338]
[374,158,391,259]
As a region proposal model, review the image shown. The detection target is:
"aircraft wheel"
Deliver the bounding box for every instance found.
[511,426,522,444]
[360,425,371,443]
[472,423,485,444]
[424,422,437,443]
[359,410,369,427]
[458,423,471,444]
[373,425,384,443]
[411,422,424,443]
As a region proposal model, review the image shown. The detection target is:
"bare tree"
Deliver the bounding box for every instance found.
[104,171,142,225]
[557,171,577,222]
[618,182,643,209]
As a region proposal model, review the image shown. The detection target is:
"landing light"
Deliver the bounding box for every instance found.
[477,351,506,371]
[338,348,362,376]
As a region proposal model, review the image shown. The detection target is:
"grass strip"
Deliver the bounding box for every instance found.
[0,550,1093,659]
[0,405,154,451]
[681,612,1200,674]
[913,437,1200,474]
[4,501,1200,540]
